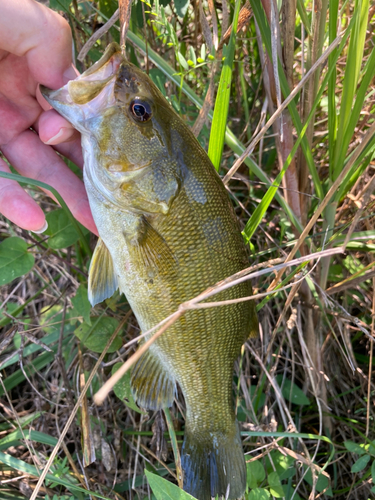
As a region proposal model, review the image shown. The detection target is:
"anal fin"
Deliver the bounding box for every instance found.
[131,349,176,410]
[88,237,118,306]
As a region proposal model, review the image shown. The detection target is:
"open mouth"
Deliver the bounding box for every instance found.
[40,43,124,120]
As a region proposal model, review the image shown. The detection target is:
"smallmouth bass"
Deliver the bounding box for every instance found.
[41,43,258,500]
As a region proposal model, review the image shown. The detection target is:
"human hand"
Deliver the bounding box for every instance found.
[0,0,97,234]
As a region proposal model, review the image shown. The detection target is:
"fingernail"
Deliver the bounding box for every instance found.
[32,221,48,234]
[63,64,80,84]
[44,127,74,145]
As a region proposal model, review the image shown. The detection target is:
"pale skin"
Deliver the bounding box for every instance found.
[0,0,97,234]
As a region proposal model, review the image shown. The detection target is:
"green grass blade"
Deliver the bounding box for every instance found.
[335,133,375,202]
[242,24,352,243]
[332,0,369,180]
[250,0,324,200]
[0,429,58,451]
[241,430,335,471]
[296,0,312,36]
[0,451,112,500]
[328,0,339,178]
[164,408,183,487]
[207,0,241,170]
[127,29,301,231]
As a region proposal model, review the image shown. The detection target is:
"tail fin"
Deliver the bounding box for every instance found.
[181,423,246,500]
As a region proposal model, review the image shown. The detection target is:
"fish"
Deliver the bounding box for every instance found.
[41,43,258,500]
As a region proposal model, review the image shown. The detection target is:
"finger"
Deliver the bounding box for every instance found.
[37,109,80,146]
[34,111,84,168]
[2,130,98,235]
[0,157,46,232]
[1,0,75,89]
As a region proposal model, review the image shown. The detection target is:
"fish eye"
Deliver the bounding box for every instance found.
[130,99,152,122]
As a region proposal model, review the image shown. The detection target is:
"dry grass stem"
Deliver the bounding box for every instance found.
[94,246,343,405]
[270,119,375,288]
[28,316,128,500]
[78,9,120,63]
[223,32,343,185]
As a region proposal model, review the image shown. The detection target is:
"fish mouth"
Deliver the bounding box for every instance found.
[40,43,124,128]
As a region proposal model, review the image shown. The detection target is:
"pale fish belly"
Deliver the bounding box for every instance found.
[83,162,176,337]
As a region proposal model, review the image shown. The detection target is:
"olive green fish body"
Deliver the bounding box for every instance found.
[41,44,258,500]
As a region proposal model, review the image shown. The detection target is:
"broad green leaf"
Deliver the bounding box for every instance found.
[371,459,375,482]
[175,0,190,18]
[115,467,169,492]
[145,469,197,499]
[275,375,310,406]
[304,469,333,497]
[46,209,89,249]
[344,440,366,455]
[267,471,284,498]
[351,454,371,473]
[268,450,295,480]
[188,46,196,66]
[0,237,34,286]
[71,285,92,325]
[177,51,189,70]
[75,317,122,353]
[208,0,241,170]
[201,43,206,61]
[247,460,266,489]
[50,0,72,10]
[248,488,271,500]
[112,363,144,414]
[39,305,76,335]
[282,484,302,500]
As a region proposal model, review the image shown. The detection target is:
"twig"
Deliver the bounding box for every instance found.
[119,0,133,54]
[28,316,128,500]
[269,119,375,289]
[78,9,120,63]
[222,32,343,185]
[93,246,344,404]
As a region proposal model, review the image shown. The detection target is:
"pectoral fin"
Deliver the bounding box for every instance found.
[88,238,119,306]
[125,216,178,276]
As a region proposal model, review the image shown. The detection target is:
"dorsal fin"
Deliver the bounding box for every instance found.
[88,238,118,306]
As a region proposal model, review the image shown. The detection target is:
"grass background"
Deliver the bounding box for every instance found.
[0,0,375,499]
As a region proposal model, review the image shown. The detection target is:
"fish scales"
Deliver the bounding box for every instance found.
[41,43,258,500]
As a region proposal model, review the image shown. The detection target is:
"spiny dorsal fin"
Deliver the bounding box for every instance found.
[125,216,178,276]
[131,349,176,410]
[88,238,118,306]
